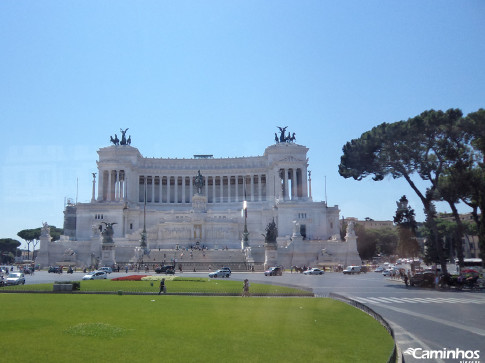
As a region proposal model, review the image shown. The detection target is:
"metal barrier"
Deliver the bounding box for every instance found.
[328,292,402,363]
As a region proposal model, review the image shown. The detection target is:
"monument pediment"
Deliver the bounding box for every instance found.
[277,155,305,163]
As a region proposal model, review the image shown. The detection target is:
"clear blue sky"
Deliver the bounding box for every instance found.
[1,1,484,248]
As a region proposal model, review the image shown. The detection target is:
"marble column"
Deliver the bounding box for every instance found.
[220,176,224,202]
[108,170,113,201]
[91,173,96,202]
[283,168,289,200]
[205,175,208,197]
[97,170,104,201]
[303,168,309,199]
[114,171,119,201]
[151,176,155,203]
[123,172,127,201]
[212,176,216,203]
[228,176,231,202]
[166,176,171,203]
[175,176,179,203]
[292,169,297,200]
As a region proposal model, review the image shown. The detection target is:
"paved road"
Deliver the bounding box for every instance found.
[20,270,485,362]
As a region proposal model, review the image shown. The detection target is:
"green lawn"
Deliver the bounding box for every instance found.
[1,277,313,295]
[0,293,394,362]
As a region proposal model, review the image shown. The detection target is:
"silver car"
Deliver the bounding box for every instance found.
[82,271,108,280]
[5,272,25,285]
[303,268,324,275]
[209,269,230,278]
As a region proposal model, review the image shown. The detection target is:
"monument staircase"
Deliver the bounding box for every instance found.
[128,248,253,272]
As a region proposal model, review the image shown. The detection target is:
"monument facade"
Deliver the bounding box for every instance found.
[37,128,361,269]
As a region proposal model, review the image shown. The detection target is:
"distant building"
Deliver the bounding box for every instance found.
[342,217,394,230]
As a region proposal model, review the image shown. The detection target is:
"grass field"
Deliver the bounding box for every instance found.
[0,292,394,362]
[0,276,313,295]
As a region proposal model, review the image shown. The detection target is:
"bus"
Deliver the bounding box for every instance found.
[455,258,483,273]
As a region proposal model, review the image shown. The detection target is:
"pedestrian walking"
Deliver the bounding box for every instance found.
[242,279,250,297]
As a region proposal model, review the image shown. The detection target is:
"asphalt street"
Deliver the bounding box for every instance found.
[18,270,485,363]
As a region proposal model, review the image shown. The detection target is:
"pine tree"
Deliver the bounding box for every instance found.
[393,196,419,257]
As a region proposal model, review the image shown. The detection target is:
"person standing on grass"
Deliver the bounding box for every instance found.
[159,278,166,295]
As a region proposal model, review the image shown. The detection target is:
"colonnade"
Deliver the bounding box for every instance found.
[137,174,268,204]
[279,167,308,201]
[97,167,309,204]
[98,170,126,202]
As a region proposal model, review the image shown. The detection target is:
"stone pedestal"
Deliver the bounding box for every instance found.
[35,223,51,268]
[264,242,278,269]
[241,226,249,250]
[101,243,116,267]
[192,194,207,212]
[244,247,254,264]
[53,284,73,292]
[344,222,362,267]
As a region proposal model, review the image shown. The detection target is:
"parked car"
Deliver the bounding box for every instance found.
[303,268,324,275]
[48,266,61,273]
[374,266,384,272]
[410,272,436,287]
[209,269,231,278]
[5,272,25,285]
[82,271,108,280]
[264,266,283,276]
[343,266,361,275]
[99,267,113,274]
[155,265,175,274]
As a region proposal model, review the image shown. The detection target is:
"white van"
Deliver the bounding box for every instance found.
[343,266,361,275]
[99,266,113,274]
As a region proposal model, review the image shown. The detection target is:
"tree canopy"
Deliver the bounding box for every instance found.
[339,108,485,272]
[17,226,63,260]
[354,224,398,260]
[0,238,21,264]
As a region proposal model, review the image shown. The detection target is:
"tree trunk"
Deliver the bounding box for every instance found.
[424,203,448,274]
[447,201,465,269]
[479,192,485,268]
